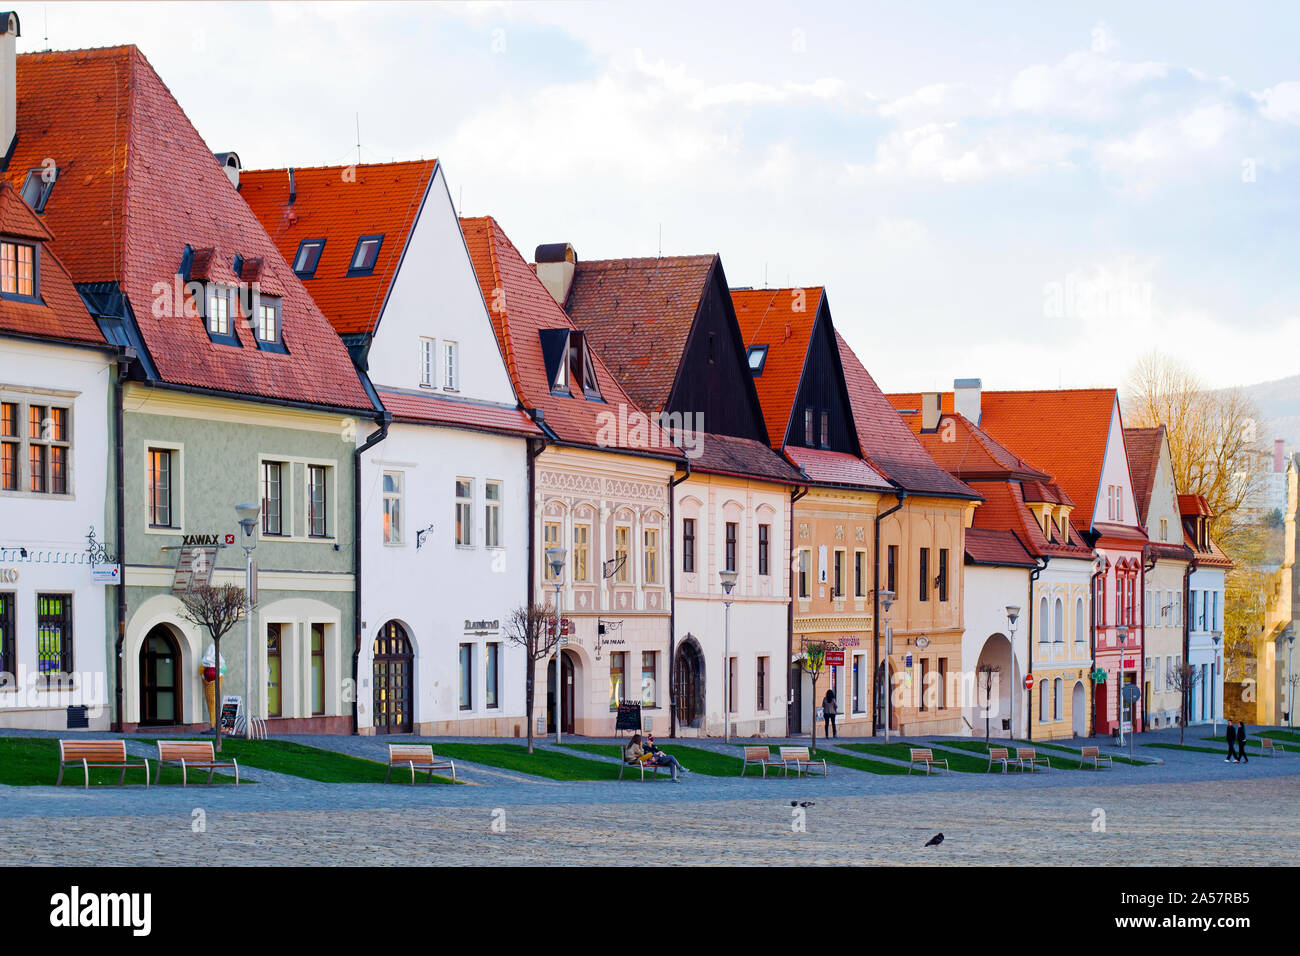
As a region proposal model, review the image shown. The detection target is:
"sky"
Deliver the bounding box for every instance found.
[27,0,1300,393]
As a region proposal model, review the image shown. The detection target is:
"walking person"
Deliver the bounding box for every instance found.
[1236,721,1249,763]
[822,689,838,738]
[1225,721,1237,762]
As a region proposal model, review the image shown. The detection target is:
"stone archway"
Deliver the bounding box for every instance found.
[974,633,1013,738]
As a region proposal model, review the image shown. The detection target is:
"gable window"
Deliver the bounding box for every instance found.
[254,297,284,351]
[262,460,285,535]
[419,337,436,388]
[292,239,325,278]
[383,471,403,544]
[804,408,814,446]
[820,410,829,449]
[21,167,57,213]
[484,480,502,548]
[0,240,37,298]
[348,235,384,275]
[442,340,459,392]
[1159,517,1168,541]
[308,465,330,537]
[455,478,473,547]
[682,518,696,573]
[725,522,738,572]
[148,448,174,528]
[758,523,770,576]
[747,345,768,375]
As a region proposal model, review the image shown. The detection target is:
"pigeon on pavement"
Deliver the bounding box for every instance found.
[924,833,944,847]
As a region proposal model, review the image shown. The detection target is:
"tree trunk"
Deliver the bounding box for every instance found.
[809,670,818,754]
[525,667,535,755]
[213,637,222,754]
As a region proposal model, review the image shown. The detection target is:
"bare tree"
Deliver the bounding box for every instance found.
[503,602,559,754]
[1167,662,1203,746]
[977,663,1002,747]
[178,584,248,753]
[802,640,827,754]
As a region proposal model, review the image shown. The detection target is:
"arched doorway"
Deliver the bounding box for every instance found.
[373,621,413,734]
[547,650,576,734]
[974,634,1013,738]
[874,659,897,732]
[675,638,705,729]
[139,625,182,726]
[1072,681,1086,736]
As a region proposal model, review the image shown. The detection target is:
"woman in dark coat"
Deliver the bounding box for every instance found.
[1236,722,1249,763]
[1225,721,1237,762]
[822,689,838,738]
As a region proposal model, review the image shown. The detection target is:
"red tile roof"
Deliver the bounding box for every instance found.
[459,216,682,460]
[785,445,892,491]
[377,387,540,437]
[889,388,1121,530]
[836,334,978,499]
[965,528,1038,568]
[565,255,716,414]
[964,479,1093,560]
[668,430,805,484]
[1124,426,1165,525]
[1178,494,1213,517]
[731,287,822,447]
[7,46,374,410]
[907,411,1048,483]
[240,161,437,337]
[0,182,102,346]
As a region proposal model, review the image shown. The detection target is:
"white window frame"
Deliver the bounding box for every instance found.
[383,470,404,545]
[0,390,74,498]
[442,340,459,393]
[484,479,502,548]
[614,524,632,583]
[455,478,474,548]
[643,527,660,585]
[306,462,334,539]
[419,337,436,388]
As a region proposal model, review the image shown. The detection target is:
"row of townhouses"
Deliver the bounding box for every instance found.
[0,29,1231,740]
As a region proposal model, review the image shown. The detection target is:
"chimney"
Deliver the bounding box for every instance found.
[921,393,941,431]
[535,243,577,307]
[954,377,982,425]
[214,151,241,189]
[288,167,296,204]
[0,12,20,164]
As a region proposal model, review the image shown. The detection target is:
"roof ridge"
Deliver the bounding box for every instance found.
[242,158,438,176]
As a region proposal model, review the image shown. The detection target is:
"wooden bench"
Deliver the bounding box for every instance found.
[1015,747,1050,772]
[619,752,664,781]
[908,748,949,775]
[384,744,456,783]
[780,746,828,777]
[987,747,1011,773]
[1078,745,1112,770]
[156,740,239,786]
[741,745,779,777]
[57,740,149,788]
[1261,738,1285,757]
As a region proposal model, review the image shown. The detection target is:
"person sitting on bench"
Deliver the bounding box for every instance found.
[625,733,687,782]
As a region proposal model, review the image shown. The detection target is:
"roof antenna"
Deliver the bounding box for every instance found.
[763,262,768,289]
[355,113,362,167]
[657,223,662,258]
[43,5,50,51]
[459,186,463,217]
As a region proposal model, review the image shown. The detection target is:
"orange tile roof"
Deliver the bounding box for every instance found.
[965,527,1038,567]
[566,255,716,414]
[6,46,374,411]
[0,182,102,346]
[377,386,540,437]
[731,287,822,447]
[459,215,681,460]
[240,161,437,337]
[908,411,1049,483]
[785,445,892,491]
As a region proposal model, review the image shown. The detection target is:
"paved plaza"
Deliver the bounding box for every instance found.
[2,728,1297,865]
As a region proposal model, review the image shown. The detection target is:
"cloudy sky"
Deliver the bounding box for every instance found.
[31,1,1300,392]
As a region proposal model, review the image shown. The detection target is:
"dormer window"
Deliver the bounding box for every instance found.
[21,168,56,213]
[747,345,768,375]
[567,331,602,401]
[293,239,325,278]
[201,284,240,346]
[254,296,287,353]
[0,240,38,299]
[348,235,384,276]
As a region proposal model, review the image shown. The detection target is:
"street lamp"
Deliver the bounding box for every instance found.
[1286,625,1295,729]
[1116,625,1129,746]
[546,546,567,744]
[1006,605,1021,741]
[720,569,738,744]
[879,589,895,744]
[1211,633,1222,736]
[235,502,260,739]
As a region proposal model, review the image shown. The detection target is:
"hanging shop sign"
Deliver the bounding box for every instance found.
[91,564,121,585]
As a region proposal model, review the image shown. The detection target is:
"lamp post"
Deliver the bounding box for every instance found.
[1006,605,1021,741]
[235,503,260,739]
[1286,625,1295,729]
[879,589,895,744]
[1211,633,1222,736]
[720,569,738,744]
[1117,626,1129,746]
[546,547,567,745]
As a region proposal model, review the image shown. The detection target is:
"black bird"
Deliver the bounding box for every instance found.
[800,801,815,808]
[924,833,944,847]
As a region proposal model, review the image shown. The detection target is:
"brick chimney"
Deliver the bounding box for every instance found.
[954,377,982,425]
[535,243,577,307]
[921,393,942,431]
[0,12,20,164]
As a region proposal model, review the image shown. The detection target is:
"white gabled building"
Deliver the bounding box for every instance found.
[242,161,539,735]
[1180,493,1231,726]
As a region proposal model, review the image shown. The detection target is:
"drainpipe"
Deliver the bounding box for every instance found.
[525,431,545,739]
[788,483,809,734]
[351,414,390,735]
[871,490,906,736]
[667,459,691,738]
[1141,548,1157,732]
[1089,556,1105,737]
[1182,553,1198,728]
[112,348,134,732]
[1026,556,1048,742]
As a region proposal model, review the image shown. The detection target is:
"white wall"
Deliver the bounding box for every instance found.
[962,564,1028,737]
[0,339,113,729]
[1094,397,1140,528]
[1188,565,1225,725]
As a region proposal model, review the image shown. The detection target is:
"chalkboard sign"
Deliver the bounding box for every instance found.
[614,700,641,732]
[219,695,242,735]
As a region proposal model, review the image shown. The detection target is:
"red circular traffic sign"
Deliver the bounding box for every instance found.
[1024,674,1034,690]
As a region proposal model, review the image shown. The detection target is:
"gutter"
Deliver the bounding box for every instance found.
[1182,552,1198,726]
[351,413,391,735]
[142,379,381,422]
[1026,556,1048,742]
[1141,547,1157,731]
[872,490,906,736]
[788,482,809,734]
[667,458,692,738]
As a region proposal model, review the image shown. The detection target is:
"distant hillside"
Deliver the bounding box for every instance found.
[1241,373,1300,452]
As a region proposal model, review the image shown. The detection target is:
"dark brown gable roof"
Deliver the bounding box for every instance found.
[1123,425,1165,526]
[565,255,716,415]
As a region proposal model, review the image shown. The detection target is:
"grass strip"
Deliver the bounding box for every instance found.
[566,743,743,776]
[431,742,646,781]
[132,736,453,784]
[0,737,241,786]
[842,742,986,773]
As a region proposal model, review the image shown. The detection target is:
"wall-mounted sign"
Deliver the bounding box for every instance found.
[825,650,845,667]
[905,653,913,668]
[171,546,217,595]
[91,565,121,585]
[182,533,230,547]
[464,619,500,633]
[839,636,860,647]
[0,568,17,583]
